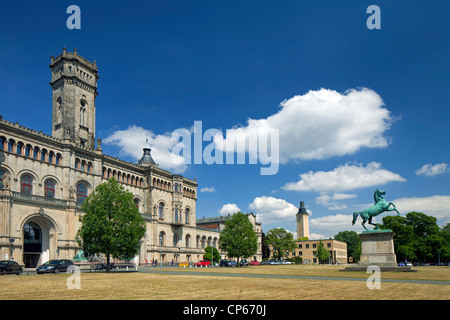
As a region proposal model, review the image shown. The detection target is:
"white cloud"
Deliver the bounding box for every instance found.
[316,193,357,210]
[102,88,393,174]
[248,196,299,225]
[391,195,450,223]
[310,195,450,238]
[415,163,448,177]
[218,203,241,216]
[310,214,360,238]
[282,162,406,193]
[102,125,188,173]
[200,187,216,193]
[214,87,393,164]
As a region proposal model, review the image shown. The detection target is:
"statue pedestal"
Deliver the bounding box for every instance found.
[343,230,414,272]
[359,230,397,269]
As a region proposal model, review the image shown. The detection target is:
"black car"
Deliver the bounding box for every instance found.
[219,259,229,267]
[0,260,23,275]
[36,259,74,274]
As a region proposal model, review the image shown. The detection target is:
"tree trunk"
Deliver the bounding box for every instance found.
[107,253,110,273]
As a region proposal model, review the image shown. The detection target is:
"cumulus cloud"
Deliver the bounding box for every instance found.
[415,163,448,177]
[282,162,406,193]
[218,203,241,216]
[248,196,300,225]
[310,214,359,238]
[310,195,450,238]
[316,193,357,210]
[102,88,393,173]
[391,195,450,223]
[102,125,188,173]
[213,87,393,164]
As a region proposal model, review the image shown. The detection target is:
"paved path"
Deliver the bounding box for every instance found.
[141,268,450,286]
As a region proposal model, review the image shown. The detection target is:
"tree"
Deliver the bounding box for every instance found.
[382,212,449,263]
[219,211,258,266]
[76,178,146,271]
[334,231,361,262]
[314,240,331,264]
[264,228,297,260]
[204,246,221,264]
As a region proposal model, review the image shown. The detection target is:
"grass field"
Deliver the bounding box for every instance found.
[0,265,448,300]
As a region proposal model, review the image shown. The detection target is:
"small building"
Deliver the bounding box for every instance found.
[269,201,348,264]
[196,213,263,261]
[290,239,347,264]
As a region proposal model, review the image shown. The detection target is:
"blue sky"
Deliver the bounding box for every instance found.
[1,1,449,238]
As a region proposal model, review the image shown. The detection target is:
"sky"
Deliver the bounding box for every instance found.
[1,1,449,239]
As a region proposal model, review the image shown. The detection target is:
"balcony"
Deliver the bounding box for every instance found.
[9,190,68,209]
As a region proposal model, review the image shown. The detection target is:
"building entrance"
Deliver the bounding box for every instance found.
[23,221,42,268]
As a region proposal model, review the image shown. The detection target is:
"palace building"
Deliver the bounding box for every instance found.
[0,48,262,268]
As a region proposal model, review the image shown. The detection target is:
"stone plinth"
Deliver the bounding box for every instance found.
[343,229,414,272]
[359,230,397,268]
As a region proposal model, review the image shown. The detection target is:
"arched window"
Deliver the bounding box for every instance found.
[201,236,206,249]
[159,232,165,247]
[21,174,33,194]
[159,202,164,220]
[0,136,5,150]
[44,179,56,198]
[185,208,190,224]
[25,145,32,157]
[41,149,47,162]
[8,139,15,153]
[134,198,140,209]
[0,169,4,188]
[16,142,24,155]
[174,210,179,223]
[48,151,54,163]
[173,233,179,247]
[185,234,191,248]
[76,183,88,204]
[33,147,39,159]
[55,153,62,165]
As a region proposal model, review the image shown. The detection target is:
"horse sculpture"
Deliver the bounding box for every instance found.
[352,189,400,231]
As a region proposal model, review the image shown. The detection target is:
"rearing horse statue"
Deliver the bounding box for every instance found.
[352,189,400,231]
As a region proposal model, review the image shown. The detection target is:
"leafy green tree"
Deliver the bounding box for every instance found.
[382,212,449,263]
[204,246,221,264]
[219,211,258,266]
[334,230,361,262]
[76,178,146,271]
[264,228,297,260]
[314,239,331,264]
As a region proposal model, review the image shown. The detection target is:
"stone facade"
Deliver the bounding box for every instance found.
[0,49,262,268]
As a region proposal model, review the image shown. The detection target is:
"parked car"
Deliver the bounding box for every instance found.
[219,259,229,267]
[250,260,260,266]
[0,260,23,275]
[194,260,211,267]
[259,260,270,265]
[228,260,237,267]
[280,260,292,265]
[268,259,281,265]
[406,262,412,267]
[240,259,249,267]
[398,262,405,267]
[36,259,74,274]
